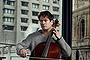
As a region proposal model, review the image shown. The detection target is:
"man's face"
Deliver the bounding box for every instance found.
[39,16,53,30]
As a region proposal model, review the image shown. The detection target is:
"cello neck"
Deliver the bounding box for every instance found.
[41,31,53,57]
[41,19,60,57]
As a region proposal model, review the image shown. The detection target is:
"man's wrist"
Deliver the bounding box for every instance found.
[57,36,62,41]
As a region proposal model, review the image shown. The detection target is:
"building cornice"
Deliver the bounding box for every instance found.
[72,5,90,14]
[72,44,90,50]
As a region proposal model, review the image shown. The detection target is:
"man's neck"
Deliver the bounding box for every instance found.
[42,28,53,36]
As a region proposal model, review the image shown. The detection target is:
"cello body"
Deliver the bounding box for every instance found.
[31,42,61,59]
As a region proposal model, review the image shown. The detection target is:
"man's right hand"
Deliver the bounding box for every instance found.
[19,49,27,58]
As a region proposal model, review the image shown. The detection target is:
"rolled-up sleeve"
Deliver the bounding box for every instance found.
[16,35,32,55]
[57,37,71,57]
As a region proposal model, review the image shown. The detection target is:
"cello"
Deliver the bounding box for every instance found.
[30,19,61,60]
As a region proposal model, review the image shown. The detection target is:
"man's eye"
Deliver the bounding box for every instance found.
[44,20,47,22]
[39,20,48,22]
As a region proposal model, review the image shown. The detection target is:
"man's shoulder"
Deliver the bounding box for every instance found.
[28,30,42,36]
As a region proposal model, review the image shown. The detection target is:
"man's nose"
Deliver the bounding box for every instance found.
[41,21,46,24]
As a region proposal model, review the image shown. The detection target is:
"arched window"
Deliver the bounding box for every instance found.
[80,19,85,39]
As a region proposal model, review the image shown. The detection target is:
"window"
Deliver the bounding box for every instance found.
[21,26,28,31]
[43,5,49,10]
[53,14,59,19]
[2,25,14,30]
[3,0,9,5]
[43,0,49,3]
[3,0,15,6]
[21,1,29,7]
[32,19,38,24]
[21,10,29,15]
[53,0,59,4]
[10,1,15,6]
[80,19,85,39]
[21,18,28,23]
[32,3,39,9]
[32,11,39,16]
[53,6,59,11]
[3,17,14,22]
[3,8,14,14]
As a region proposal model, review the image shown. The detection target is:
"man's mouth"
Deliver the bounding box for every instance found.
[41,25,45,27]
[42,25,45,27]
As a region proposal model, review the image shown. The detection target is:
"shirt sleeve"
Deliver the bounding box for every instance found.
[16,34,32,55]
[57,37,71,57]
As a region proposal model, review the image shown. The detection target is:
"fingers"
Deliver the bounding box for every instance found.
[52,28,61,39]
[52,28,59,33]
[19,49,27,58]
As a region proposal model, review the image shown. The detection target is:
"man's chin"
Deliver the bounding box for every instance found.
[42,28,48,31]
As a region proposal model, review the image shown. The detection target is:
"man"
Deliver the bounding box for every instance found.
[16,11,71,60]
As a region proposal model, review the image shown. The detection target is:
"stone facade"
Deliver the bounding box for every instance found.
[72,0,90,60]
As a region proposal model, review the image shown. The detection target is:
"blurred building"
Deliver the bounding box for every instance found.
[0,0,62,60]
[72,0,90,60]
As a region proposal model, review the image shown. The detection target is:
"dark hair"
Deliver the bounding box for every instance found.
[38,11,54,21]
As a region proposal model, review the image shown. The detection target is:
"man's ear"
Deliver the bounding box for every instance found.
[51,20,54,25]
